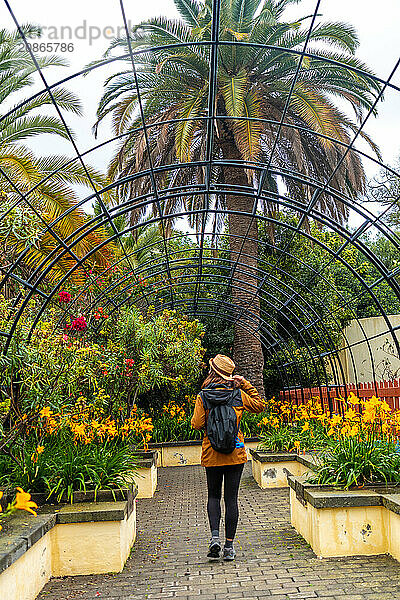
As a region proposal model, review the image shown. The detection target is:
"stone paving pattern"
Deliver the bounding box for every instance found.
[38,463,400,600]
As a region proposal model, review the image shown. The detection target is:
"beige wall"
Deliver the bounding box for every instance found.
[0,534,52,600]
[338,315,400,383]
[252,458,311,488]
[152,441,260,467]
[290,490,395,559]
[51,509,136,577]
[135,464,157,498]
[0,504,137,600]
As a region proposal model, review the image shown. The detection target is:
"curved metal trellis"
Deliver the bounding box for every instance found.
[1,0,400,397]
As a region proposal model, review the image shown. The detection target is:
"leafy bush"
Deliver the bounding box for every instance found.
[0,296,205,420]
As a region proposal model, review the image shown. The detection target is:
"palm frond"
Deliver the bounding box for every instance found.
[220,69,247,117]
[231,88,262,161]
[173,0,202,27]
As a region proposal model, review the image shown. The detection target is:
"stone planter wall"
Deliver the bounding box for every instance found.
[288,474,400,561]
[134,450,158,498]
[149,437,260,467]
[250,450,316,488]
[0,486,137,600]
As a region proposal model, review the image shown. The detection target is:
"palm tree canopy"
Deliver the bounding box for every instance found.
[0,27,116,283]
[95,0,381,230]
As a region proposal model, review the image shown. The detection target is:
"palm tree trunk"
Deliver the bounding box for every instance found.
[220,137,266,398]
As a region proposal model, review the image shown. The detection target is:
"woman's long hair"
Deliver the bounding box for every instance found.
[201,367,239,389]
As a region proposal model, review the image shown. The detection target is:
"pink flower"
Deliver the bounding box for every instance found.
[68,316,88,331]
[58,291,72,303]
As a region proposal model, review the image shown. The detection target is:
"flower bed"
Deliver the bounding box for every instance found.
[0,402,143,504]
[0,485,138,600]
[257,392,400,560]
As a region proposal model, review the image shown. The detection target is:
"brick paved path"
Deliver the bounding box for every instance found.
[38,463,400,600]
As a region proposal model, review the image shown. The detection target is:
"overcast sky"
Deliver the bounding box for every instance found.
[1,0,400,215]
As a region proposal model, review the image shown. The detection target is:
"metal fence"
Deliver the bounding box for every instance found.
[280,379,400,412]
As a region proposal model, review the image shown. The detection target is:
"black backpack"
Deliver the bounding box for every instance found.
[201,387,241,454]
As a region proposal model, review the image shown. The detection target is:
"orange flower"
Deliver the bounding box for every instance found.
[347,392,359,405]
[344,408,357,421]
[39,406,52,418]
[14,488,38,516]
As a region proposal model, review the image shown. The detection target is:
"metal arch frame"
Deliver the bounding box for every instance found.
[87,247,357,393]
[1,0,400,394]
[7,202,382,395]
[5,177,400,352]
[102,275,345,409]
[3,190,400,386]
[6,164,400,303]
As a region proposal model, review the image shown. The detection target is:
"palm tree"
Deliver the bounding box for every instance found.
[94,0,381,395]
[0,26,115,288]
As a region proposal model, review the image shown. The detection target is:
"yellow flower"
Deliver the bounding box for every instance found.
[36,446,44,455]
[39,406,52,418]
[0,490,3,513]
[74,423,86,436]
[344,408,357,421]
[362,409,376,424]
[340,424,351,436]
[349,424,359,437]
[330,414,342,427]
[301,421,310,432]
[293,441,300,453]
[14,488,38,516]
[347,392,360,405]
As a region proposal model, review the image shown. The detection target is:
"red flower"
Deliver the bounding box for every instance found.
[58,291,72,303]
[125,358,135,377]
[68,316,87,331]
[94,306,108,320]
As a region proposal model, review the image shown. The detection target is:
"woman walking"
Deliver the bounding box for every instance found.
[191,354,265,561]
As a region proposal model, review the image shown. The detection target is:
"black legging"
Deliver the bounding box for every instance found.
[205,463,245,539]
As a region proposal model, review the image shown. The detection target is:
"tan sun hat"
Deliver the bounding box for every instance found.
[209,354,235,380]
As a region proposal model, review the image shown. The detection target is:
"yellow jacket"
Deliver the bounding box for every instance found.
[190,379,265,467]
